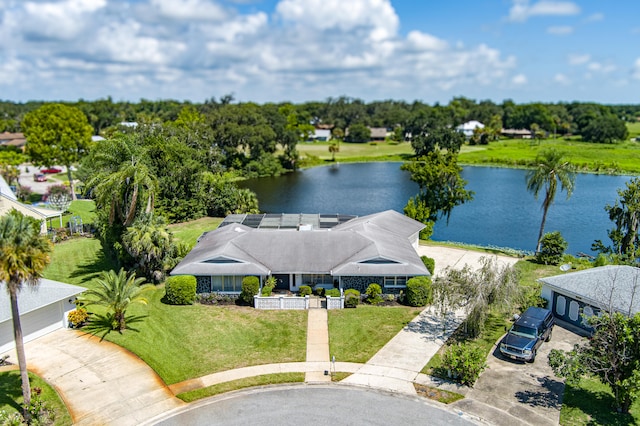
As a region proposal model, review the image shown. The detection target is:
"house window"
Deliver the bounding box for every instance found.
[555,295,566,316]
[384,277,407,288]
[302,274,333,286]
[211,276,243,292]
[569,301,580,321]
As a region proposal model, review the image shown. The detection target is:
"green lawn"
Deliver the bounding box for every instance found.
[104,289,308,384]
[560,377,640,425]
[177,373,305,402]
[43,237,114,289]
[328,305,420,363]
[168,216,223,247]
[458,138,640,174]
[0,370,72,425]
[295,141,414,165]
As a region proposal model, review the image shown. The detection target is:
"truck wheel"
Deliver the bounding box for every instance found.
[546,330,552,342]
[527,350,536,363]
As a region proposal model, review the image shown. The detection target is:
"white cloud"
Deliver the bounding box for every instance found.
[587,62,616,74]
[554,73,570,84]
[507,0,580,22]
[21,0,107,41]
[149,0,227,21]
[547,25,573,35]
[512,74,527,85]
[407,31,448,51]
[584,13,604,23]
[568,53,590,65]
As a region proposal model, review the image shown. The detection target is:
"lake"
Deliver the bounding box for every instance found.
[240,162,632,255]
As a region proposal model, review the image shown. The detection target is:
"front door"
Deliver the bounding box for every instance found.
[274,274,290,290]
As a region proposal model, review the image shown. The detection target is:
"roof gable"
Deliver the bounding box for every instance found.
[1,279,86,323]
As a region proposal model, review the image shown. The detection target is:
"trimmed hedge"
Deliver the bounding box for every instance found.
[405,276,433,307]
[344,288,360,308]
[299,285,312,297]
[325,288,341,297]
[365,283,382,305]
[240,276,260,305]
[165,275,197,305]
[421,255,436,275]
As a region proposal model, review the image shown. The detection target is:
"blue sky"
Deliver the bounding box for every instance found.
[1,0,638,104]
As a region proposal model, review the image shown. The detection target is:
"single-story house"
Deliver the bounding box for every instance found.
[0,279,85,353]
[456,120,484,138]
[308,128,331,142]
[171,210,429,294]
[0,132,26,151]
[501,128,532,139]
[539,265,640,331]
[369,127,389,141]
[0,193,63,233]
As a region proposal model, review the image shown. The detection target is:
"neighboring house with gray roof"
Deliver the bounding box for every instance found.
[539,265,640,331]
[1,279,85,353]
[171,210,429,295]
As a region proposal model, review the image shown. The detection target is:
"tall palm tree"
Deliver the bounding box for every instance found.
[88,158,158,227]
[0,210,53,419]
[122,214,175,283]
[82,268,152,331]
[526,149,576,253]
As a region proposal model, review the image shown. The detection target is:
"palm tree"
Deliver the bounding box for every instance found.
[88,158,158,227]
[0,210,53,419]
[526,149,576,253]
[82,268,152,331]
[122,214,175,283]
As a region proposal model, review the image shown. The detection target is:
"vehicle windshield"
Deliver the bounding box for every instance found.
[510,325,536,339]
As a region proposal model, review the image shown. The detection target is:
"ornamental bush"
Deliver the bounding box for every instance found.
[441,344,487,386]
[365,283,383,305]
[536,231,568,265]
[325,288,341,297]
[344,288,360,308]
[240,276,260,305]
[299,285,312,297]
[165,275,197,305]
[405,276,433,307]
[421,256,435,275]
[315,286,325,297]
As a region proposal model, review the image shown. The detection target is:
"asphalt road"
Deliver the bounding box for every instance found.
[153,385,476,426]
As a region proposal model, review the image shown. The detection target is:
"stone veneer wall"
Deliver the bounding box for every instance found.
[196,276,212,293]
[341,276,385,293]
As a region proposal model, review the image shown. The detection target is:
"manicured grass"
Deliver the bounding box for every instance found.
[295,141,414,166]
[177,373,305,402]
[0,370,72,425]
[328,305,420,363]
[63,199,97,227]
[560,377,640,425]
[43,236,114,289]
[104,288,308,385]
[627,122,640,138]
[168,217,223,247]
[458,138,640,174]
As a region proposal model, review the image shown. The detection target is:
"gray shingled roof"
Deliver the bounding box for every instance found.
[1,279,86,323]
[539,265,640,315]
[172,211,429,278]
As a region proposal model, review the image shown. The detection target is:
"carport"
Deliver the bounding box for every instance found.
[0,279,85,353]
[539,265,640,331]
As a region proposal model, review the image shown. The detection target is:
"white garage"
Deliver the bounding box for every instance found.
[540,265,640,332]
[0,279,85,354]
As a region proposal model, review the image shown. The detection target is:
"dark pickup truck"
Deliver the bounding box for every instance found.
[499,307,554,363]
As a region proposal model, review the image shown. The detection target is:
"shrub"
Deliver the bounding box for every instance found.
[165,275,197,305]
[365,283,383,305]
[325,288,341,297]
[404,276,433,307]
[536,231,568,265]
[315,286,325,297]
[441,344,487,386]
[385,294,395,302]
[344,288,360,308]
[240,276,260,305]
[261,276,276,296]
[67,307,88,328]
[299,285,312,297]
[261,285,273,296]
[421,256,435,275]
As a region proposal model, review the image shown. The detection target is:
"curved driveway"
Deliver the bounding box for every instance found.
[150,385,476,426]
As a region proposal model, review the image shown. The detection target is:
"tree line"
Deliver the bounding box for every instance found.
[1,95,634,142]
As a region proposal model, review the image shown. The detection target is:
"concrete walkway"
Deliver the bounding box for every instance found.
[1,329,184,426]
[2,246,523,425]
